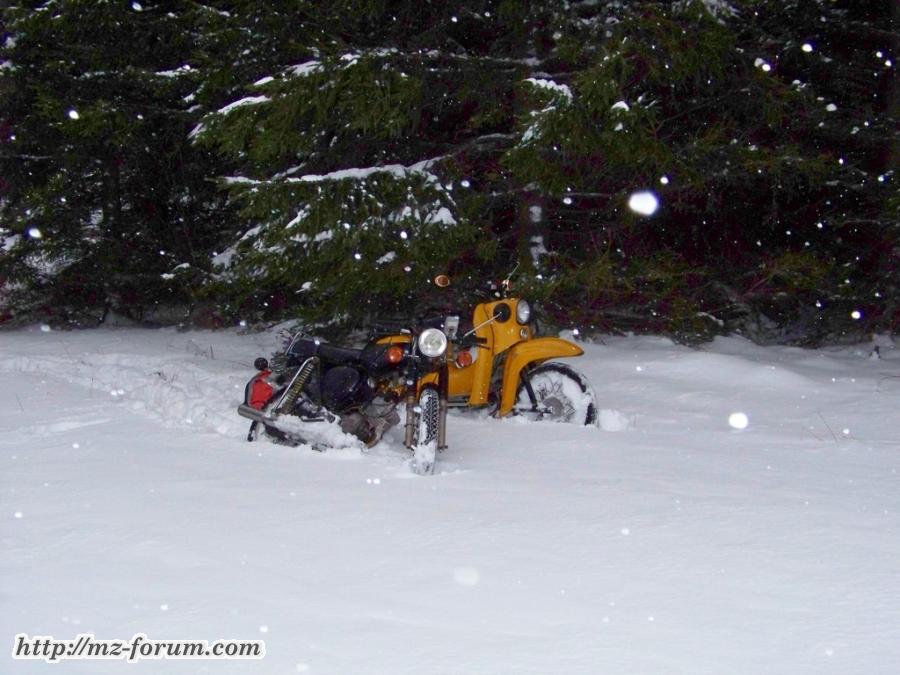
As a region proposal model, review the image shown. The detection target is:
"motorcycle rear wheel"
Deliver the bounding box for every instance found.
[516,362,598,426]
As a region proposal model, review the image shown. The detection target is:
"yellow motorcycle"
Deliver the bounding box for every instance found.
[417,274,598,425]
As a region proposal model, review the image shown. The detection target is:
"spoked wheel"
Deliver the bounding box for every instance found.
[516,362,598,426]
[411,386,440,475]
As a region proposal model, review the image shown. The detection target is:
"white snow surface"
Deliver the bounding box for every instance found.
[2,327,899,674]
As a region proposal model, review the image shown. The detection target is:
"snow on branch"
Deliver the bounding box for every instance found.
[525,77,573,101]
[222,156,444,187]
[215,95,270,116]
[188,95,270,139]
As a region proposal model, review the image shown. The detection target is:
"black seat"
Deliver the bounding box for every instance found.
[288,338,362,365]
[316,342,363,364]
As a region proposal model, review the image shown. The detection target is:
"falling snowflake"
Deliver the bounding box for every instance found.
[728,412,749,430]
[628,191,659,216]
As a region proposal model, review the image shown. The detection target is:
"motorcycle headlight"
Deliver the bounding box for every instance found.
[516,299,531,324]
[417,328,448,358]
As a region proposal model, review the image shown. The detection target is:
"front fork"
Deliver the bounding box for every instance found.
[403,386,417,448]
[437,363,449,451]
[519,365,539,411]
[402,361,449,450]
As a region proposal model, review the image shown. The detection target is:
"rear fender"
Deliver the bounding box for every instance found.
[245,370,274,410]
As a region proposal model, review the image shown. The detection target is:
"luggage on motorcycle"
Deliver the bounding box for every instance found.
[320,366,373,412]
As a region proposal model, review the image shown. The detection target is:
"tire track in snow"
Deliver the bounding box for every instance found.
[1,353,248,438]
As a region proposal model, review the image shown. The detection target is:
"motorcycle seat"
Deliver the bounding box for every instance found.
[317,343,363,364]
[288,337,363,365]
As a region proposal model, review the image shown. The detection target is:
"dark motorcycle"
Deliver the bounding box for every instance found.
[237,322,453,474]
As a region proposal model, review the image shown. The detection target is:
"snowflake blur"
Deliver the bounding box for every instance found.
[628,191,659,216]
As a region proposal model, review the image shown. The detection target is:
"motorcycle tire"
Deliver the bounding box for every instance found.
[411,386,440,475]
[515,362,598,426]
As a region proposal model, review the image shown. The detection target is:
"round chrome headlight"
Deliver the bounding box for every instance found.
[516,299,531,324]
[417,328,448,358]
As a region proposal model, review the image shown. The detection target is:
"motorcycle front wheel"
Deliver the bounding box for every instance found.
[411,386,440,475]
[515,362,598,426]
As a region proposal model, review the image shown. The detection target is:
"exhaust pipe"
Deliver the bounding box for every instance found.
[237,403,271,424]
[238,403,330,426]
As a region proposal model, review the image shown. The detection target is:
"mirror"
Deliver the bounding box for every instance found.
[493,303,512,322]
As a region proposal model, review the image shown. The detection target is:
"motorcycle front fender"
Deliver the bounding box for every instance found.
[497,338,584,417]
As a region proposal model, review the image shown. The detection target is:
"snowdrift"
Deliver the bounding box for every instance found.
[2,327,898,674]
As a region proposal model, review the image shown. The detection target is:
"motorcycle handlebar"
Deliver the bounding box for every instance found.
[454,335,487,348]
[370,315,453,335]
[369,320,488,348]
[369,319,412,334]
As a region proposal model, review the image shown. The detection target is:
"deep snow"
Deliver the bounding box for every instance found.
[1,326,899,674]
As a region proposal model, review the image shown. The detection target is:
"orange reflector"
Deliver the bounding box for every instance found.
[385,345,404,364]
[455,350,473,368]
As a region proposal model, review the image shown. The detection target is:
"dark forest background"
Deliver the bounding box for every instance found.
[1,0,897,344]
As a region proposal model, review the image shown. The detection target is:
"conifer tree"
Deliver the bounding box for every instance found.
[197,0,897,341]
[2,0,895,342]
[0,1,229,324]
[191,0,569,329]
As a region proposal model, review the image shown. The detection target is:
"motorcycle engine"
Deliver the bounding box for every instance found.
[339,412,376,446]
[339,404,401,447]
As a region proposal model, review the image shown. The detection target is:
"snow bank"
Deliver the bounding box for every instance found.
[0,328,278,438]
[2,327,899,674]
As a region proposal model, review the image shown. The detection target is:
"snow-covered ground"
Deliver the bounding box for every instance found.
[2,326,899,674]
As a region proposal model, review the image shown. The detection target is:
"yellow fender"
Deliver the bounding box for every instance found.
[497,338,584,416]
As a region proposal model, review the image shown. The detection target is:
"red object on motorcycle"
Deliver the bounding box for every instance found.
[455,350,473,368]
[248,370,274,410]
